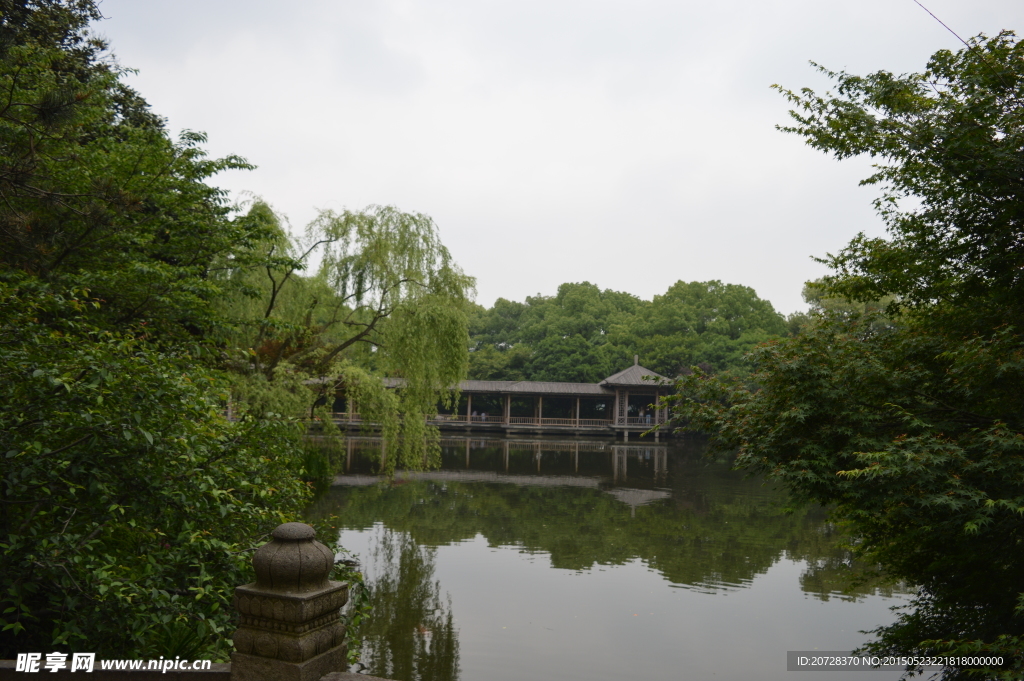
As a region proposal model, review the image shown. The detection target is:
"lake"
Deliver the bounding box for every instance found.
[307,434,909,681]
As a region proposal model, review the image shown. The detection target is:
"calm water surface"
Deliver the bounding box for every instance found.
[307,435,909,681]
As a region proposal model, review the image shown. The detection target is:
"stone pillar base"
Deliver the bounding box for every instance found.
[231,647,346,681]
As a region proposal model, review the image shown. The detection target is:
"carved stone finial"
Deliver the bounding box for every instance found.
[231,524,349,681]
[273,522,317,540]
[252,522,334,593]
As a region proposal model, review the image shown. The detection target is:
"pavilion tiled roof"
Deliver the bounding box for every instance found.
[380,361,670,395]
[382,377,610,395]
[458,380,612,395]
[598,363,670,387]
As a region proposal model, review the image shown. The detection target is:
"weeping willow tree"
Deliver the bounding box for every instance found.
[221,201,474,472]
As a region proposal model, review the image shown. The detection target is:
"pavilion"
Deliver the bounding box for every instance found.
[330,356,673,440]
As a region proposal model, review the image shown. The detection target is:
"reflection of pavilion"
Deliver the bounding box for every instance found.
[334,436,673,515]
[606,488,672,517]
[334,470,602,489]
[329,357,673,439]
[338,436,668,480]
[611,445,668,485]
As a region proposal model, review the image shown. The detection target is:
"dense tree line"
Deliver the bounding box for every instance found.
[672,32,1024,679]
[468,279,791,382]
[0,0,471,657]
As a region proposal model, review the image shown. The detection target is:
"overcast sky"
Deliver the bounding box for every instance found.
[93,0,1019,314]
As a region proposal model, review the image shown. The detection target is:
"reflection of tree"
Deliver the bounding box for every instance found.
[785,517,905,602]
[312,446,908,599]
[355,527,460,681]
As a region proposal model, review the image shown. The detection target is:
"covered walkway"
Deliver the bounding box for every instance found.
[331,357,674,439]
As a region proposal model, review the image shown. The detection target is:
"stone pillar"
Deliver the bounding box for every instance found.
[231,523,349,681]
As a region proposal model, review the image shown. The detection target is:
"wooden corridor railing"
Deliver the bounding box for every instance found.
[329,412,617,428]
[328,411,665,429]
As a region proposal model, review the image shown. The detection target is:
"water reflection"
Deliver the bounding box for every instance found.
[312,435,895,597]
[354,528,459,681]
[308,435,907,681]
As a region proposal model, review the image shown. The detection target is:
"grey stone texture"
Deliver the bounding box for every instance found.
[230,648,346,681]
[230,523,349,681]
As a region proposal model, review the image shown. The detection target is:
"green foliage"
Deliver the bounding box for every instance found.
[467,282,637,382]
[0,4,263,344]
[784,279,895,335]
[332,551,372,669]
[671,32,1024,679]
[219,202,474,472]
[0,3,382,659]
[777,33,1024,325]
[468,280,788,381]
[0,279,316,658]
[634,280,789,377]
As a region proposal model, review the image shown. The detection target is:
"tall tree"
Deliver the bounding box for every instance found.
[0,0,263,343]
[0,1,317,658]
[0,1,347,657]
[670,31,1024,679]
[632,280,789,376]
[221,201,474,472]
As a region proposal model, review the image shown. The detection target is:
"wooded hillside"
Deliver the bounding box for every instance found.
[468,280,791,382]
